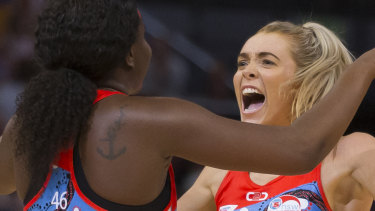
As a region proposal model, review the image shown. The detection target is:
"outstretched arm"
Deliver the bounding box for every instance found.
[132,48,375,175]
[0,119,16,194]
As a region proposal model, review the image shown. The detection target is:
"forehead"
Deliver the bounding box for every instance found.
[240,32,292,57]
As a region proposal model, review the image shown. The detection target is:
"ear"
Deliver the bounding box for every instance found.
[125,45,136,68]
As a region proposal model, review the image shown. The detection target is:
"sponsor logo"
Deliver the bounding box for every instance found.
[246,192,268,201]
[219,205,238,211]
[268,195,308,211]
[269,198,283,209]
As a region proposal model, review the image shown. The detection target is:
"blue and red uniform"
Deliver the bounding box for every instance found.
[215,163,331,211]
[24,90,177,211]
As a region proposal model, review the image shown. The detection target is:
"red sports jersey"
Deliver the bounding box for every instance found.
[215,163,331,211]
[24,89,177,211]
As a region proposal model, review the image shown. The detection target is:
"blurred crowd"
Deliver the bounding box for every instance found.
[0,0,42,209]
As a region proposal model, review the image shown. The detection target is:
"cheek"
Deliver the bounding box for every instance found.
[233,72,242,97]
[263,73,292,104]
[267,86,293,116]
[233,71,242,86]
[263,69,293,90]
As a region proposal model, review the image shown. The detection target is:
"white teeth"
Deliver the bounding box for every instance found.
[242,88,260,95]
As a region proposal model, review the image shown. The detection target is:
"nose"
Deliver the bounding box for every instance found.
[242,66,258,80]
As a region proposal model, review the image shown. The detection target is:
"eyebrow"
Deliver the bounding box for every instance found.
[258,52,280,61]
[237,52,280,61]
[238,53,250,59]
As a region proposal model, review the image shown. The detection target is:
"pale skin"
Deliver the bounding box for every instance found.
[1,20,375,207]
[178,33,375,210]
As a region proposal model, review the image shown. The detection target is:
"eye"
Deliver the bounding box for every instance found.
[237,60,248,67]
[262,59,276,66]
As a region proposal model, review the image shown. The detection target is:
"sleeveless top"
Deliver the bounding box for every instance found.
[24,90,177,211]
[215,163,331,211]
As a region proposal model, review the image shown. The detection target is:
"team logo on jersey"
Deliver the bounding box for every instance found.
[246,192,268,201]
[219,205,238,211]
[268,195,308,211]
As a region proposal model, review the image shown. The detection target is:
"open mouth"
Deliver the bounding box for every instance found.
[242,87,265,113]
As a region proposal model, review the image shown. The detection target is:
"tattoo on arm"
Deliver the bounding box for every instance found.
[97,106,127,160]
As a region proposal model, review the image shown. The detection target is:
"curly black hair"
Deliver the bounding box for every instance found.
[14,0,140,201]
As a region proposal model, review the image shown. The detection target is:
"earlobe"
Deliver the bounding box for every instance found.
[125,46,135,68]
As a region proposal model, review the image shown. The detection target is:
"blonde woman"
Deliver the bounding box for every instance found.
[178,21,375,211]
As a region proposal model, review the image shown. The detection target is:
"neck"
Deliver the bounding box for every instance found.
[97,80,132,95]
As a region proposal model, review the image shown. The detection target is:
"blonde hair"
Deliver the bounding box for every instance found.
[257,21,354,120]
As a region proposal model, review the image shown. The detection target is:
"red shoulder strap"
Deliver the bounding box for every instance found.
[165,165,177,211]
[94,89,127,104]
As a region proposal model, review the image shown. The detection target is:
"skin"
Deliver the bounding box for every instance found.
[178,32,375,211]
[235,33,296,126]
[1,20,375,207]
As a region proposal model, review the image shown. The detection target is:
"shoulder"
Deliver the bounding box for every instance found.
[337,132,375,153]
[90,95,211,149]
[332,132,375,166]
[197,167,228,193]
[1,117,16,154]
[201,167,228,182]
[92,96,181,126]
[1,116,17,148]
[0,116,17,195]
[94,95,217,136]
[181,167,228,202]
[338,133,375,199]
[96,95,204,118]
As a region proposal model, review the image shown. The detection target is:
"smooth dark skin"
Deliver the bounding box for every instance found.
[1,21,375,206]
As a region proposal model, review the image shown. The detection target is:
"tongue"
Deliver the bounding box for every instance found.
[245,102,263,112]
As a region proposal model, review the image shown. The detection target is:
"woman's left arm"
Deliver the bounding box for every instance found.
[0,119,16,195]
[350,132,375,198]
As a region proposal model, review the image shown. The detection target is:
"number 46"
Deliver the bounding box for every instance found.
[51,191,68,209]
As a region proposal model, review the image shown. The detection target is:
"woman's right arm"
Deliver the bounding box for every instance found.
[150,48,375,175]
